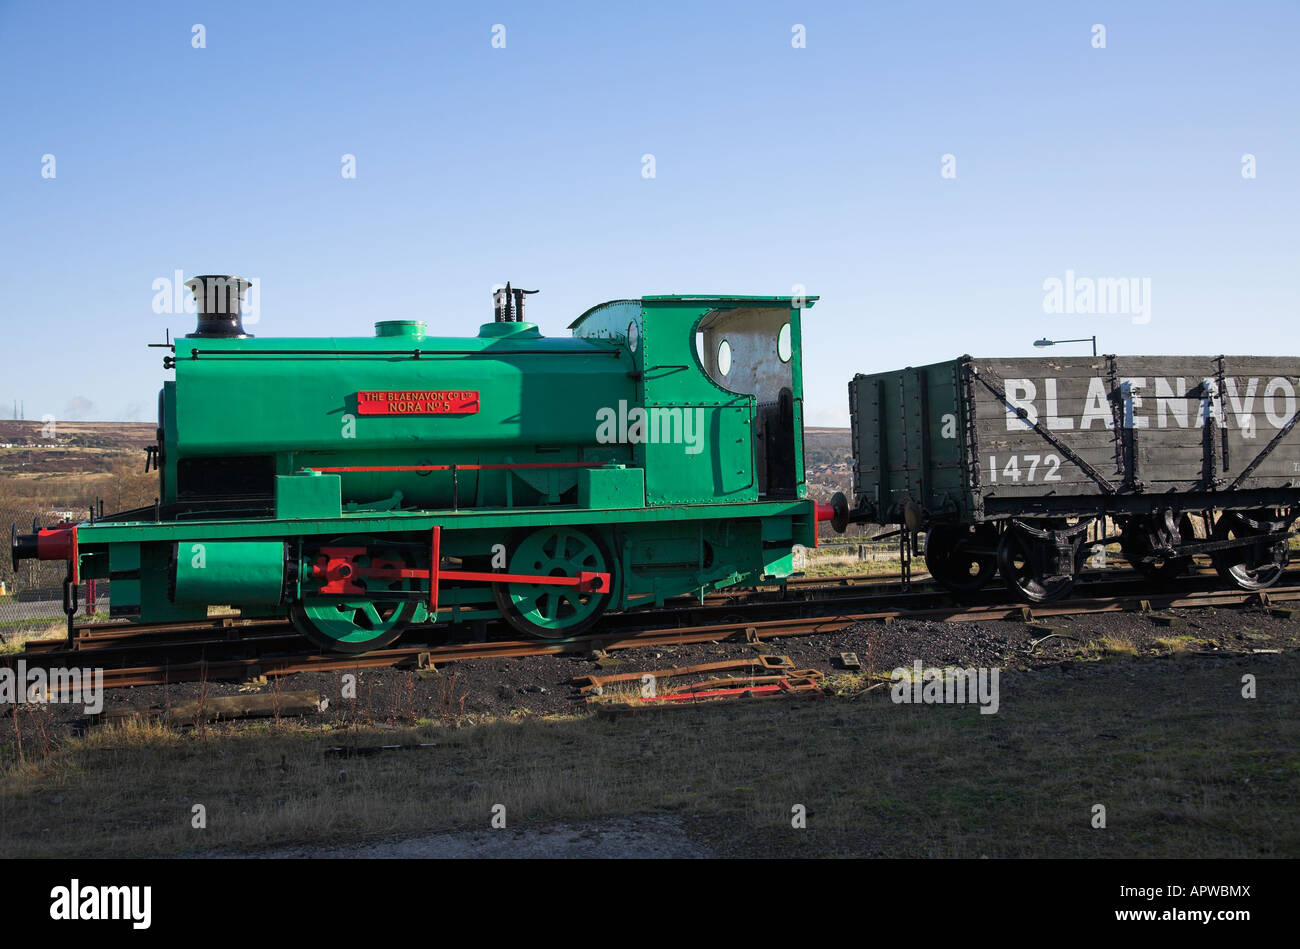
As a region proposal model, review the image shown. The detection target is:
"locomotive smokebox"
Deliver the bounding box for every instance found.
[185,274,253,338]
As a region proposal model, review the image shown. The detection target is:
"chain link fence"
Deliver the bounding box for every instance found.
[0,505,110,645]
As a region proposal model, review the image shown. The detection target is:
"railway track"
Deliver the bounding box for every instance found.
[11,563,1220,661]
[13,558,1235,656]
[7,570,1296,693]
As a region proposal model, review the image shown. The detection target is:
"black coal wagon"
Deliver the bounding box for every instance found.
[829,354,1300,602]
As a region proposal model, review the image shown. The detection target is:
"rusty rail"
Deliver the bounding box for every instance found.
[8,582,1294,691]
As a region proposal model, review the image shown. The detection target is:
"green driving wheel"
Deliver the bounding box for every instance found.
[492,527,614,639]
[290,546,422,653]
[290,596,418,653]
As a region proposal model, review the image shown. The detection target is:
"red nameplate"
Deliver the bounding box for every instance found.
[356,390,480,415]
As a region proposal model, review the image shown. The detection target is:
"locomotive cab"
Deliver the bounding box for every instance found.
[571,294,816,507]
[695,306,802,499]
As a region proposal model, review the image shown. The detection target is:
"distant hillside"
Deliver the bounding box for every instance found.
[0,420,154,449]
[803,428,855,538]
[0,421,158,543]
[804,427,851,466]
[0,421,155,475]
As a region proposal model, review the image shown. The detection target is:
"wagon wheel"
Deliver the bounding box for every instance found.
[1120,514,1195,582]
[997,527,1082,604]
[924,523,998,594]
[290,548,419,653]
[492,527,615,639]
[1211,513,1289,591]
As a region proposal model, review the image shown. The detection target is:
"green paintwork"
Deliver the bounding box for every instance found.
[295,597,418,648]
[373,320,427,340]
[163,320,631,510]
[82,499,812,543]
[495,526,611,636]
[80,293,819,636]
[577,466,644,509]
[573,298,797,505]
[172,540,287,606]
[276,473,342,519]
[850,360,968,524]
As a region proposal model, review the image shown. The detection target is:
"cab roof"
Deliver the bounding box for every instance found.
[568,294,817,330]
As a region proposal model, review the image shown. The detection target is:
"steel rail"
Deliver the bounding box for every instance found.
[16,583,1299,691]
[13,563,1285,663]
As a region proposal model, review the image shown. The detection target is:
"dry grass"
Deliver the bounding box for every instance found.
[1,652,1296,858]
[800,544,918,579]
[0,622,66,656]
[1076,633,1146,660]
[1099,634,1139,658]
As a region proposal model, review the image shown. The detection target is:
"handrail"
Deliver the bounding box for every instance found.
[301,462,610,473]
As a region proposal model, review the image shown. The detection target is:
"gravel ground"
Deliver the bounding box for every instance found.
[231,815,710,858]
[4,602,1296,738]
[3,603,1295,859]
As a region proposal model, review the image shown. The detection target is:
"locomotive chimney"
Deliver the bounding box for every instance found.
[185,275,253,338]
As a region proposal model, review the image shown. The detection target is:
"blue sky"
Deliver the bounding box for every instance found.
[1,0,1296,425]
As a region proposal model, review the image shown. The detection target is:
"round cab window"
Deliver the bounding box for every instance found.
[777,323,792,362]
[627,321,639,352]
[717,339,732,376]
